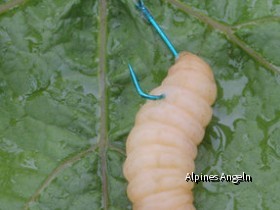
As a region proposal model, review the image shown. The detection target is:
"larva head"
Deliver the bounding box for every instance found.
[165,51,217,105]
[171,51,215,82]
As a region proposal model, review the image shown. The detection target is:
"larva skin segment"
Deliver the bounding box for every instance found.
[136,101,205,145]
[124,145,195,180]
[162,70,216,104]
[126,123,197,158]
[149,86,212,127]
[134,190,194,210]
[127,169,194,202]
[123,52,217,210]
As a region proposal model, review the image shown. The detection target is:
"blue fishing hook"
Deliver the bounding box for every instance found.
[128,0,178,100]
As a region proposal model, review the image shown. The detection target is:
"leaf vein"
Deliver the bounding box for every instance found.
[0,0,27,15]
[23,146,98,210]
[167,0,280,74]
[97,0,109,209]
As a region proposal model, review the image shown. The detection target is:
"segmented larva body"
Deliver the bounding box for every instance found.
[123,52,217,210]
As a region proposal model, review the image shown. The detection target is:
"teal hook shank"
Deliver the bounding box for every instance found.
[128,64,165,100]
[136,0,179,59]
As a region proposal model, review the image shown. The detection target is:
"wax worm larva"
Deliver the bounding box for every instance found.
[123,52,217,210]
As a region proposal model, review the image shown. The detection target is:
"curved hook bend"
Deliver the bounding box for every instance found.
[128,64,165,100]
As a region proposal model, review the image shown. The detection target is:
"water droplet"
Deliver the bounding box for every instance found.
[242,134,249,141]
[173,12,185,24]
[20,158,38,170]
[0,138,23,154]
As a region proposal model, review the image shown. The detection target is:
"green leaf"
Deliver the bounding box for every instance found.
[0,0,279,209]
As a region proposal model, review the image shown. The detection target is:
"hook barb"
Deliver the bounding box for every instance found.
[128,64,165,100]
[136,0,178,58]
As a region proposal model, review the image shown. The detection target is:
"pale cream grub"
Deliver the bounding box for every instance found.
[123,52,217,210]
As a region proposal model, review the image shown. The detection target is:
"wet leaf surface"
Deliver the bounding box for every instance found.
[0,0,279,209]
